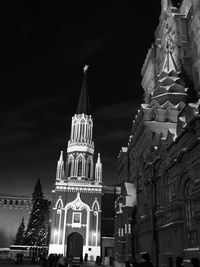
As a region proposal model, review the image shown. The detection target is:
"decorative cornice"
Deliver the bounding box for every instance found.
[55,185,102,194]
[67,142,94,154]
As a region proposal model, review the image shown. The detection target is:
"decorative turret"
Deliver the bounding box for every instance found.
[56,151,64,180]
[151,37,188,105]
[95,153,102,183]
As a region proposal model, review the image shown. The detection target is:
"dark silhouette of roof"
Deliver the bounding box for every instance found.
[76,66,90,115]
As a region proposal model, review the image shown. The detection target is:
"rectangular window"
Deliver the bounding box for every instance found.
[121,228,124,236]
[125,224,127,234]
[128,224,131,234]
[72,212,81,227]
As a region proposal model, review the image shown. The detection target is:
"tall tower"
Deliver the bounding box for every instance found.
[49,66,102,260]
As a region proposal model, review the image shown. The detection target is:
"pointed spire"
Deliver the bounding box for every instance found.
[159,38,180,75]
[56,151,64,180]
[97,153,101,164]
[58,150,63,163]
[95,153,102,183]
[76,65,90,115]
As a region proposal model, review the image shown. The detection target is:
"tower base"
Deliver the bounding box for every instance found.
[83,245,101,261]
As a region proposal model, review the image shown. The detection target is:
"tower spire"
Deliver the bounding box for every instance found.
[159,36,180,75]
[76,65,90,115]
[95,153,102,183]
[56,151,64,180]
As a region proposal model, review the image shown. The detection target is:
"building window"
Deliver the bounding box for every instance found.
[88,161,91,179]
[166,176,177,204]
[121,228,124,237]
[80,119,85,139]
[128,224,131,234]
[185,180,193,229]
[78,159,82,176]
[184,179,197,247]
[68,161,72,177]
[125,224,127,234]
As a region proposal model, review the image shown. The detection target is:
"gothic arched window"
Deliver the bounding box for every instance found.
[185,180,193,229]
[68,161,72,177]
[80,119,85,139]
[78,159,82,177]
[88,161,91,179]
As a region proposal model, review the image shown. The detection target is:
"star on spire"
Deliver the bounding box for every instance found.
[83,65,89,73]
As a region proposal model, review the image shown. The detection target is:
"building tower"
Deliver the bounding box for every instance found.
[49,66,102,260]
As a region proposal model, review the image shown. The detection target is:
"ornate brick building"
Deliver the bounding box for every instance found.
[114,148,136,267]
[115,1,200,266]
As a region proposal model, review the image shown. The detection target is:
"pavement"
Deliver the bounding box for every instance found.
[0,260,97,267]
[0,259,100,267]
[0,264,40,267]
[0,259,40,266]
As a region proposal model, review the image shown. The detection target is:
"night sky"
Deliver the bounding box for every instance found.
[0,2,161,198]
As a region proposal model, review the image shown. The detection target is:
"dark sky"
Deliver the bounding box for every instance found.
[0,2,161,198]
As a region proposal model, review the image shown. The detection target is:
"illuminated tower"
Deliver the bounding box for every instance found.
[49,66,102,260]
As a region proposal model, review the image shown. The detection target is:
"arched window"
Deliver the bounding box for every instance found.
[68,161,72,177]
[88,161,91,179]
[80,119,85,139]
[78,159,82,177]
[185,180,193,229]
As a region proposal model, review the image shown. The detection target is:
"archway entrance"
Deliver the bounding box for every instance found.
[67,232,83,258]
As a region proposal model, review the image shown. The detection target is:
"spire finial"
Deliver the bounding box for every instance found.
[83,65,89,73]
[59,150,63,162]
[97,153,101,164]
[76,65,90,115]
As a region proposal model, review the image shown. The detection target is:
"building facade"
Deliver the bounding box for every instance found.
[114,148,136,267]
[115,1,200,266]
[48,67,103,261]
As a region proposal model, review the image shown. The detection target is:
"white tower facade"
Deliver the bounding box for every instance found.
[49,67,102,260]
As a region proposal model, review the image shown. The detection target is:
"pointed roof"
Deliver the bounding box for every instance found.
[96,153,101,165]
[159,42,180,75]
[58,150,63,162]
[76,65,90,115]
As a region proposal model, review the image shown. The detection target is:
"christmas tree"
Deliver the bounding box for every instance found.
[24,178,50,246]
[14,217,25,245]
